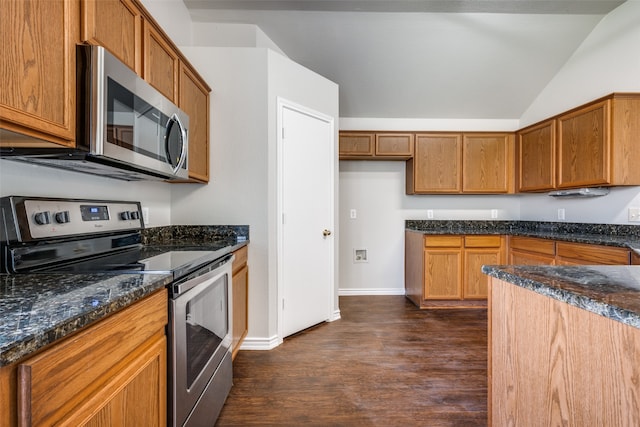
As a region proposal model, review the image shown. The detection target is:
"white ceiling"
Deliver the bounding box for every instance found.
[184,0,625,119]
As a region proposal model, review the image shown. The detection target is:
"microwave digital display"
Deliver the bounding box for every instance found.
[80,205,109,221]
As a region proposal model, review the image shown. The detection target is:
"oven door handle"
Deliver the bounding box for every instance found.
[172,253,234,297]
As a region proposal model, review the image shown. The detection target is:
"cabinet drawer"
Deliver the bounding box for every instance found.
[424,236,463,247]
[233,245,248,274]
[465,235,501,248]
[556,242,630,265]
[509,236,556,255]
[18,290,168,426]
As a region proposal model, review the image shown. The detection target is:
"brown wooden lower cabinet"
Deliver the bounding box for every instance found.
[405,231,504,309]
[489,278,640,425]
[508,236,630,266]
[232,245,249,359]
[0,289,167,427]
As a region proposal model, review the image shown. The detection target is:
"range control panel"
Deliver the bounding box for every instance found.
[5,197,144,241]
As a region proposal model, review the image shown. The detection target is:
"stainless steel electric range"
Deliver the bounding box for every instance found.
[0,196,235,426]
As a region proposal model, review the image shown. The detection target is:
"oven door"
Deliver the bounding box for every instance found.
[169,257,233,427]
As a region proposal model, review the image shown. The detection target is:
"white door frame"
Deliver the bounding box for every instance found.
[276,97,336,343]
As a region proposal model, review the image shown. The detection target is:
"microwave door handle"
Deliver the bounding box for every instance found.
[165,114,187,173]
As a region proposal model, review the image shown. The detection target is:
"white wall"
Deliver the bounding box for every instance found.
[338,146,521,295]
[0,159,173,226]
[519,0,640,225]
[171,45,339,348]
[171,47,272,342]
[140,0,193,46]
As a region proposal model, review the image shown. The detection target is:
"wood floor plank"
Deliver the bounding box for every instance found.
[216,295,488,426]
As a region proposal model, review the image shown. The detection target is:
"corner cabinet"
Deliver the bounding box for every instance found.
[0,290,168,427]
[516,120,556,192]
[0,0,80,147]
[405,231,504,309]
[232,245,249,359]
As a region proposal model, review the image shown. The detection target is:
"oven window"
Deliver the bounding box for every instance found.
[185,274,228,387]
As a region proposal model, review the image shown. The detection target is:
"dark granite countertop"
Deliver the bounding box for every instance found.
[0,272,172,366]
[482,265,640,329]
[0,224,250,367]
[406,220,640,250]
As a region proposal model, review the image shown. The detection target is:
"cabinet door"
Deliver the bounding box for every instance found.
[143,20,179,102]
[518,120,556,192]
[424,248,463,299]
[464,248,500,299]
[232,264,249,360]
[179,63,211,182]
[17,290,167,426]
[339,132,375,158]
[60,336,167,427]
[1,0,78,146]
[82,0,142,74]
[462,133,514,193]
[375,133,414,158]
[557,100,610,188]
[408,133,462,193]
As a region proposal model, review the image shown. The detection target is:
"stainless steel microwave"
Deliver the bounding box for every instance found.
[0,45,189,181]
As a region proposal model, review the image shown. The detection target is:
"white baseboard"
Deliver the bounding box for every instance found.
[329,309,341,322]
[238,334,281,351]
[338,288,406,296]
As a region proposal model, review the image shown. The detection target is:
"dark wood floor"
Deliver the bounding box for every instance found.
[216,296,488,426]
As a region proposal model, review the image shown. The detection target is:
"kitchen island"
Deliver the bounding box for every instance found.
[483,264,640,426]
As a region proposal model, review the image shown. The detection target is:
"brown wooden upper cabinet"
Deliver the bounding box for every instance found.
[518,93,640,192]
[462,133,514,193]
[517,119,556,192]
[407,133,462,193]
[82,0,143,75]
[0,0,80,147]
[178,63,211,182]
[407,132,514,194]
[339,132,413,159]
[1,0,211,182]
[143,20,180,102]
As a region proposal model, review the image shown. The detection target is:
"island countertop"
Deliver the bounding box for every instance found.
[482,264,640,330]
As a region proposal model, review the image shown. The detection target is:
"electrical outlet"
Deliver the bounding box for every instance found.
[491,209,498,219]
[354,249,368,263]
[427,210,434,219]
[350,209,357,219]
[557,208,565,220]
[142,207,150,225]
[629,207,640,222]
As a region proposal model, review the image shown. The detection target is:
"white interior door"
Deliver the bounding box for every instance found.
[278,99,334,338]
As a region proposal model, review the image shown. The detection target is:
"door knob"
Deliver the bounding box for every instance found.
[323,229,332,237]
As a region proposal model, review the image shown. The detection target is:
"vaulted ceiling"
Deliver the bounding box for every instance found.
[184,0,625,119]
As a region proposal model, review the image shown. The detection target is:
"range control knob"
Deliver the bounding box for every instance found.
[54,211,70,224]
[34,211,51,225]
[129,211,140,220]
[120,211,131,220]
